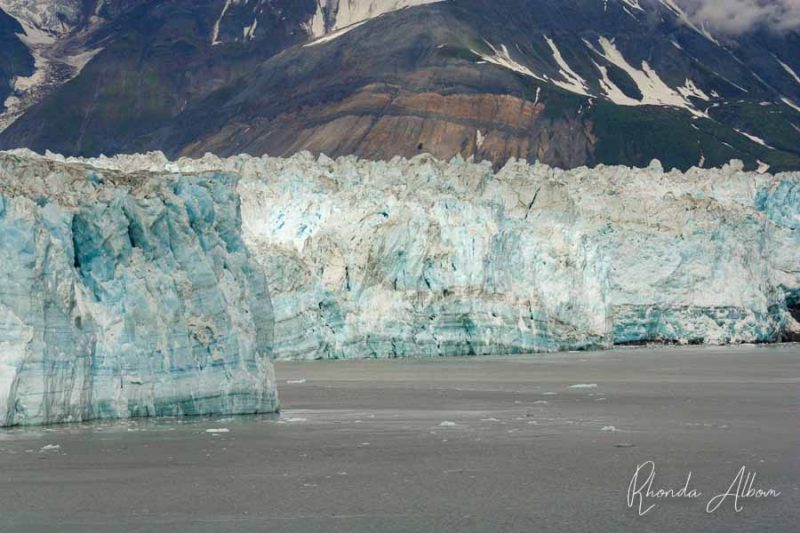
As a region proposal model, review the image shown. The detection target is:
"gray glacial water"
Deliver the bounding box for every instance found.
[0,345,798,532]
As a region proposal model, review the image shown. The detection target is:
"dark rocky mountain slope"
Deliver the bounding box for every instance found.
[1,0,799,171]
[0,9,34,125]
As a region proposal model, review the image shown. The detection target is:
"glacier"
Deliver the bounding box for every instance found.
[1,149,797,404]
[0,152,278,427]
[239,154,800,356]
[22,149,798,361]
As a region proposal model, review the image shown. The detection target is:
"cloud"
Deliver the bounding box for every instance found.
[677,0,800,34]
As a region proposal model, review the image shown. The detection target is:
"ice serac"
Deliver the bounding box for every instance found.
[0,152,278,427]
[43,150,798,358]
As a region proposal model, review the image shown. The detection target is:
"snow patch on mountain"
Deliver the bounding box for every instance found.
[473,33,713,116]
[677,78,710,102]
[243,15,258,41]
[619,0,644,12]
[305,0,445,42]
[544,36,591,96]
[735,129,774,149]
[587,36,709,117]
[304,21,367,47]
[212,0,251,45]
[659,0,720,44]
[473,42,546,82]
[776,57,800,86]
[781,97,800,114]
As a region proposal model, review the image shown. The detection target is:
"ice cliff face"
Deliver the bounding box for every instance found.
[27,149,798,360]
[0,152,278,427]
[238,155,800,356]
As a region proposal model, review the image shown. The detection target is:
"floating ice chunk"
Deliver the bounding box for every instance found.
[569,384,598,389]
[205,428,230,434]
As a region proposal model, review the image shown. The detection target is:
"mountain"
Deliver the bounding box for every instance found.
[0,8,34,125]
[0,0,799,171]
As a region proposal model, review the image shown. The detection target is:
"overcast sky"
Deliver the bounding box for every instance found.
[677,0,800,34]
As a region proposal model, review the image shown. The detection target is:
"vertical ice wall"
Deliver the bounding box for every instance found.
[0,153,278,427]
[3,149,798,365]
[236,154,799,356]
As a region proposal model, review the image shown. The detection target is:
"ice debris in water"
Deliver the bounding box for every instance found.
[280,417,308,423]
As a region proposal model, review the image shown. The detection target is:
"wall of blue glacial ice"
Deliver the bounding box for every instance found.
[32,149,798,360]
[2,150,798,378]
[0,152,278,426]
[241,155,799,357]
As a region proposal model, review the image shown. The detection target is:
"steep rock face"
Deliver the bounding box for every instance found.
[187,88,595,172]
[43,150,799,359]
[0,152,278,427]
